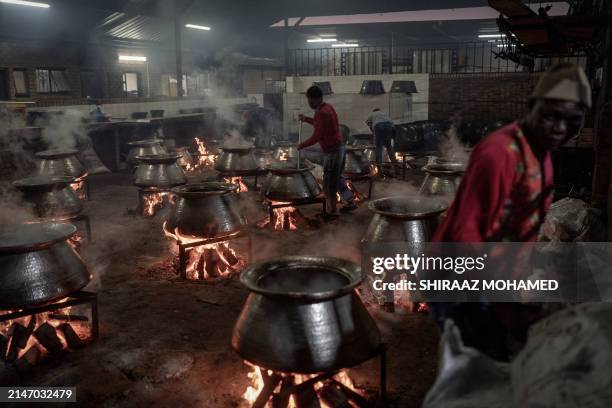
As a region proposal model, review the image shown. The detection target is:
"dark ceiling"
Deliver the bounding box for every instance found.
[0,0,522,57]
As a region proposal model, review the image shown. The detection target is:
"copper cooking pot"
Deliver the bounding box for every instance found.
[126,139,167,166]
[164,182,246,239]
[35,149,86,180]
[170,146,195,169]
[133,153,187,188]
[363,144,391,163]
[272,141,299,162]
[0,223,91,309]
[232,256,381,374]
[214,144,259,175]
[419,162,466,197]
[344,146,372,176]
[262,163,322,202]
[13,176,82,220]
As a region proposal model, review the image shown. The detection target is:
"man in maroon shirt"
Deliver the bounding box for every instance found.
[430,63,591,360]
[298,85,356,218]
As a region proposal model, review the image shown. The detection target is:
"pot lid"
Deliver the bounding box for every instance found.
[13,176,75,190]
[0,222,76,254]
[35,149,78,159]
[128,139,163,146]
[135,153,182,164]
[368,196,448,219]
[172,182,238,197]
[265,162,313,174]
[240,256,363,301]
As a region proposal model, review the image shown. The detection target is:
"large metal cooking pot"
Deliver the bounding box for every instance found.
[214,144,259,174]
[344,146,372,176]
[419,162,466,197]
[35,149,86,180]
[362,196,447,243]
[363,144,391,163]
[262,163,322,202]
[0,223,91,309]
[232,256,381,374]
[13,176,82,220]
[350,133,374,146]
[170,146,194,169]
[133,153,187,188]
[126,139,166,166]
[165,182,246,239]
[272,141,298,162]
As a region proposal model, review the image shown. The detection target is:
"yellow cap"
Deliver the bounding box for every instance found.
[531,63,592,108]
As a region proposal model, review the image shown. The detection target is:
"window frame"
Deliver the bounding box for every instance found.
[122,71,142,97]
[12,68,29,97]
[35,68,71,95]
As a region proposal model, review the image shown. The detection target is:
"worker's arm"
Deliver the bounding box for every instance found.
[302,116,314,125]
[298,111,324,149]
[433,143,515,242]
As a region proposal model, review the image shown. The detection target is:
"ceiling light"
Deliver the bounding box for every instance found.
[332,43,359,47]
[478,34,503,38]
[118,55,147,62]
[319,34,336,37]
[185,24,211,31]
[307,38,337,43]
[0,0,50,8]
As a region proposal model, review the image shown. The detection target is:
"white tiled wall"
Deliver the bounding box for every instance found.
[284,74,429,137]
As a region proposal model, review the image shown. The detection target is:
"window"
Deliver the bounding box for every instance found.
[122,72,141,97]
[12,69,28,96]
[160,74,187,97]
[36,69,70,94]
[80,70,104,99]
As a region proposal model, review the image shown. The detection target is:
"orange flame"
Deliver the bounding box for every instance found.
[68,232,84,252]
[241,362,364,408]
[162,222,245,280]
[70,174,88,200]
[224,177,249,193]
[185,137,217,171]
[279,150,288,161]
[257,202,298,230]
[142,192,171,216]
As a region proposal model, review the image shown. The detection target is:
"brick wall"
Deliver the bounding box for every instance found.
[428,72,541,122]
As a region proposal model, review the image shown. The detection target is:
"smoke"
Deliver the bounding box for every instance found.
[40,110,88,151]
[0,182,34,226]
[437,124,469,164]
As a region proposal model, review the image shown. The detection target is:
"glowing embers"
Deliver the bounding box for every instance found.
[163,223,251,281]
[188,137,218,171]
[70,174,89,200]
[0,291,98,374]
[241,362,375,408]
[138,189,174,217]
[258,200,325,231]
[224,176,249,192]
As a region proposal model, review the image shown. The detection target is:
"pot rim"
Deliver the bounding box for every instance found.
[127,139,164,146]
[35,149,78,159]
[346,146,366,152]
[219,144,255,152]
[368,195,448,219]
[171,182,238,197]
[0,222,77,254]
[135,153,182,164]
[240,256,363,301]
[422,163,466,174]
[265,163,314,174]
[13,175,76,189]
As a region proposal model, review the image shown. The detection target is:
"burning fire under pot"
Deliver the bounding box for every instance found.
[233,256,386,407]
[0,223,98,374]
[169,146,195,171]
[12,176,92,249]
[343,147,375,202]
[272,141,298,163]
[34,149,90,201]
[126,139,167,168]
[362,196,447,313]
[133,153,187,217]
[163,182,251,280]
[215,143,262,192]
[258,163,325,231]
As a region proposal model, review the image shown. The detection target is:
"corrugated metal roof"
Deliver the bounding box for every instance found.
[106,14,165,41]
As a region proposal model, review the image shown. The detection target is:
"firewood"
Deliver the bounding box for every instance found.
[22,316,37,347]
[330,379,370,408]
[283,212,291,230]
[0,334,8,361]
[221,244,238,266]
[6,323,27,363]
[278,372,335,401]
[33,323,63,354]
[294,382,321,408]
[15,346,41,374]
[58,323,85,349]
[49,314,89,322]
[320,384,351,408]
[272,376,293,408]
[204,248,218,278]
[252,370,282,408]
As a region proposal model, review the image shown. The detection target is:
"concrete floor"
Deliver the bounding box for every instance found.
[1,170,439,407]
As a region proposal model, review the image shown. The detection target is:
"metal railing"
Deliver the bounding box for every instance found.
[287,42,588,76]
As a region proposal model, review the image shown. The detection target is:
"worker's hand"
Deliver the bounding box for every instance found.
[298,114,305,122]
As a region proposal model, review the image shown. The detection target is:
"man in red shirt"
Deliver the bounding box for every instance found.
[298,85,356,218]
[430,63,591,359]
